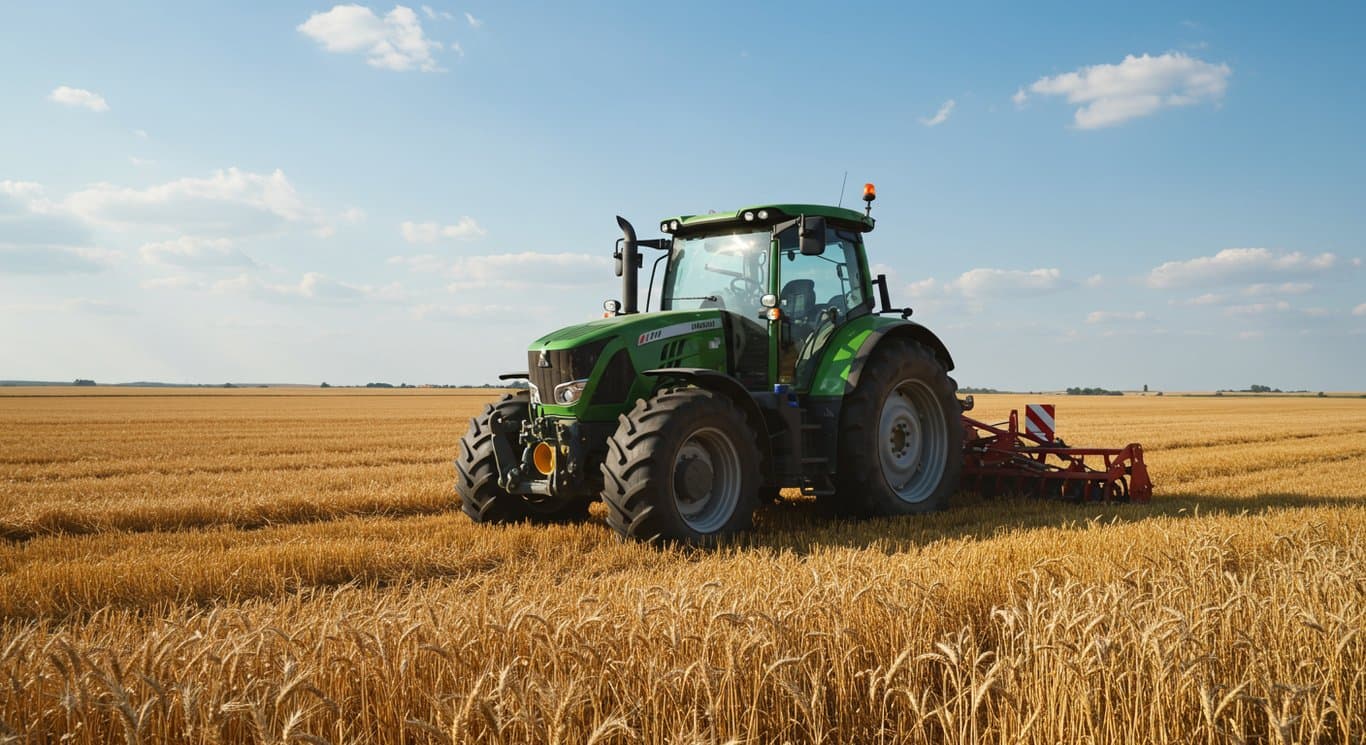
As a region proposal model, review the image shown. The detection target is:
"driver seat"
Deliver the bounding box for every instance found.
[779,279,816,324]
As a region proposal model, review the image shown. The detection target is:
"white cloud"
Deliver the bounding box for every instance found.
[1021,53,1230,129]
[948,267,1067,298]
[298,4,443,72]
[128,156,155,168]
[48,86,109,112]
[464,11,482,28]
[905,278,941,299]
[421,5,454,20]
[448,252,609,287]
[1011,88,1028,107]
[920,99,955,127]
[1243,281,1312,296]
[447,252,611,290]
[400,216,486,243]
[0,181,105,273]
[66,168,321,238]
[215,272,406,304]
[1146,248,1339,288]
[1083,274,1104,288]
[1172,292,1227,306]
[392,251,613,290]
[1086,310,1148,324]
[900,267,1072,311]
[1353,303,1366,317]
[1225,301,1291,317]
[133,129,149,139]
[139,236,255,268]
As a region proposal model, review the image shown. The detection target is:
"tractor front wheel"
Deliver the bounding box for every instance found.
[455,392,590,524]
[830,338,962,517]
[601,387,760,545]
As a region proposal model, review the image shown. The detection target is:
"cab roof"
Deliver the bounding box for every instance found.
[659,203,874,236]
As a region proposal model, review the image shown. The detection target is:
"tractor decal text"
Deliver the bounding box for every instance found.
[637,319,720,346]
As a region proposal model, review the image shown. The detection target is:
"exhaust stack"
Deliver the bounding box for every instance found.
[615,216,640,314]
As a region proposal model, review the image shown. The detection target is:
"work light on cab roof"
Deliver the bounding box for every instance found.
[454,182,1152,545]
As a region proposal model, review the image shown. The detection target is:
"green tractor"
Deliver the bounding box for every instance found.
[456,186,962,543]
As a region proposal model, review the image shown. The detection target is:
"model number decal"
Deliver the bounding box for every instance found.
[637,319,721,346]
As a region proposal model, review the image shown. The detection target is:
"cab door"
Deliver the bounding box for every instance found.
[773,226,870,390]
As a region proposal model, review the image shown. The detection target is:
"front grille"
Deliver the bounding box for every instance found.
[528,339,608,404]
[591,349,635,405]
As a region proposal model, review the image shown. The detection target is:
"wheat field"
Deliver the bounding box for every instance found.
[0,388,1363,744]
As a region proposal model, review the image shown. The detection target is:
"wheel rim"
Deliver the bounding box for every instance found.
[672,426,742,533]
[877,379,948,504]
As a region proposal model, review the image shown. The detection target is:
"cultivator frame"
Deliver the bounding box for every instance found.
[960,404,1152,503]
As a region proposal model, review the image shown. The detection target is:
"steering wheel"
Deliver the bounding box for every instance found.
[722,276,761,309]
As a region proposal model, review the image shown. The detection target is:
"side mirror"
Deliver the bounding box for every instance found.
[798,215,826,256]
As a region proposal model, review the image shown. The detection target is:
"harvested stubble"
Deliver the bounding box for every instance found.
[1,389,1364,743]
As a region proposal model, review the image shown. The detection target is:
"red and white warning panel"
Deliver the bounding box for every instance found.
[1025,404,1055,442]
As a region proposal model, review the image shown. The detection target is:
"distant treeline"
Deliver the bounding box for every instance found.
[1066,387,1123,396]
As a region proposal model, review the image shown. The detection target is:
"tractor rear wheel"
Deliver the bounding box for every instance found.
[455,392,590,524]
[830,338,962,517]
[601,387,760,545]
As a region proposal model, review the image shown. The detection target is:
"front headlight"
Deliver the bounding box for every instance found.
[553,378,589,405]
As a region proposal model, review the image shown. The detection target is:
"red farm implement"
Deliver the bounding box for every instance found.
[960,401,1152,503]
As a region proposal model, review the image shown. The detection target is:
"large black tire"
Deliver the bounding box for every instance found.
[828,338,962,517]
[455,392,590,524]
[601,387,761,545]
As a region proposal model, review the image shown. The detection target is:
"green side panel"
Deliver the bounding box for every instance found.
[531,309,730,422]
[806,314,910,397]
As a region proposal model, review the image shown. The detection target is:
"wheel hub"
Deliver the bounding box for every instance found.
[671,428,742,533]
[674,452,715,503]
[877,379,947,504]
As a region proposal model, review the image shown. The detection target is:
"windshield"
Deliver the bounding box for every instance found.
[661,229,769,318]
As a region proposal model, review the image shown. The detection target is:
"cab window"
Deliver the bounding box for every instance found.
[776,227,867,386]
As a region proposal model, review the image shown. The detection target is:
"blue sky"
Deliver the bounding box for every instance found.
[2,1,1364,390]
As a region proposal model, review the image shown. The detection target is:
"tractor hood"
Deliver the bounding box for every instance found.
[524,309,732,418]
[529,309,725,352]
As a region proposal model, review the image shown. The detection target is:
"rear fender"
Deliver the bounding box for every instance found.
[807,316,954,397]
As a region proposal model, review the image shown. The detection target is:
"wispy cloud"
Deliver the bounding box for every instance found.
[390,251,611,290]
[920,99,956,127]
[1086,310,1149,324]
[139,236,255,268]
[298,4,444,72]
[1146,248,1340,288]
[215,272,406,304]
[399,217,486,243]
[420,5,454,20]
[48,86,109,112]
[1018,52,1230,128]
[65,168,327,238]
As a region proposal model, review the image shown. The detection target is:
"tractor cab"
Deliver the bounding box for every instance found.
[651,204,877,392]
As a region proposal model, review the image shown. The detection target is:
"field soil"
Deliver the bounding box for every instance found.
[1,388,1363,743]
